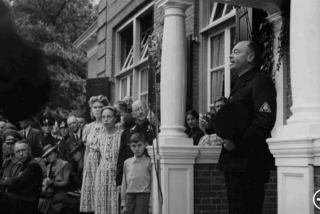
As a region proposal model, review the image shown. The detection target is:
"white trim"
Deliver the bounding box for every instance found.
[87,45,98,58]
[200,10,236,34]
[116,2,155,33]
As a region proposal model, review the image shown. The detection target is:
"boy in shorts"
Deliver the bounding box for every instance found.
[121,133,152,214]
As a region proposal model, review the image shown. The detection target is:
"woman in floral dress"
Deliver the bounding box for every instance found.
[80,95,110,212]
[95,106,123,214]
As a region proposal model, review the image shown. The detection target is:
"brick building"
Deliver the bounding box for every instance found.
[74,0,320,213]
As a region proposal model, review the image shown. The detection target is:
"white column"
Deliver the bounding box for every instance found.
[159,1,193,146]
[148,1,198,214]
[286,0,320,125]
[267,1,320,213]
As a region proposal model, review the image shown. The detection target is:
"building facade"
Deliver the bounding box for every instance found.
[75,0,320,213]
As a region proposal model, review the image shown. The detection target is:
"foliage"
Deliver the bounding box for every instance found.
[277,0,290,72]
[251,11,275,80]
[6,0,97,119]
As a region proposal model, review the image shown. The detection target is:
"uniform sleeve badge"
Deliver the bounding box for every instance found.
[259,102,271,113]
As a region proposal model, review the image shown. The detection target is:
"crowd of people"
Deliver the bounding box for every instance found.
[0,0,277,213]
[0,95,156,214]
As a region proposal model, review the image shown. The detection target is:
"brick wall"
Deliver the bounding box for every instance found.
[194,164,277,214]
[314,166,320,214]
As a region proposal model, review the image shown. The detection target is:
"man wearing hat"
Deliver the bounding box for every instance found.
[213,41,276,214]
[56,118,70,161]
[0,130,22,183]
[18,119,43,158]
[41,115,58,148]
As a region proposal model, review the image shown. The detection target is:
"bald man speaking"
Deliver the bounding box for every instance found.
[213,41,277,214]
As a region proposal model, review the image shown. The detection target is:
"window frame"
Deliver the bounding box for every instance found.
[114,2,154,101]
[199,1,237,112]
[207,25,235,110]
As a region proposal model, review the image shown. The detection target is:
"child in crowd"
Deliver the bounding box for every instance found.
[121,133,152,214]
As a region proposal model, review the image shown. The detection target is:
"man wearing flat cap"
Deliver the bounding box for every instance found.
[213,41,276,214]
[18,119,43,158]
[41,115,58,148]
[56,118,70,161]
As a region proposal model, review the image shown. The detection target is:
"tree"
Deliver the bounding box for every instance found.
[6,0,97,119]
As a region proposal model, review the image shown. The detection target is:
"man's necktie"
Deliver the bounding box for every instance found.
[23,130,26,139]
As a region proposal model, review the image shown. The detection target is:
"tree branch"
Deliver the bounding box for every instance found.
[52,1,67,26]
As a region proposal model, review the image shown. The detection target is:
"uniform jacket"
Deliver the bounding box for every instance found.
[19,127,43,158]
[65,130,83,157]
[116,120,155,186]
[0,156,43,214]
[215,69,277,171]
[41,134,58,148]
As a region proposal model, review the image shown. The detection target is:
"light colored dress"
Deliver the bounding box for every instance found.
[80,122,106,212]
[198,133,223,146]
[95,128,123,214]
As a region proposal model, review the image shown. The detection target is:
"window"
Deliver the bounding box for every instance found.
[120,25,134,70]
[208,26,237,111]
[120,75,133,100]
[139,67,148,103]
[200,2,237,111]
[115,3,154,101]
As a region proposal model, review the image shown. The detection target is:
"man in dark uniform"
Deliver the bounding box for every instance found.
[41,116,57,147]
[56,118,70,161]
[214,41,277,214]
[116,100,156,189]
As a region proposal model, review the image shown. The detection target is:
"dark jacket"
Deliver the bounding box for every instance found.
[57,135,70,161]
[214,69,277,171]
[0,156,43,214]
[41,133,58,148]
[19,127,43,158]
[187,126,204,145]
[65,131,83,157]
[116,120,155,186]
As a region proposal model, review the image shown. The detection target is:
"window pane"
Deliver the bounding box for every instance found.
[210,68,224,104]
[210,33,225,69]
[229,27,238,91]
[140,12,154,60]
[140,68,148,93]
[213,4,224,21]
[225,4,233,15]
[121,78,127,99]
[120,25,133,69]
[230,27,236,52]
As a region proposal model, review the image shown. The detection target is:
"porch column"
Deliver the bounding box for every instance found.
[267,0,320,213]
[158,0,193,146]
[148,1,198,214]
